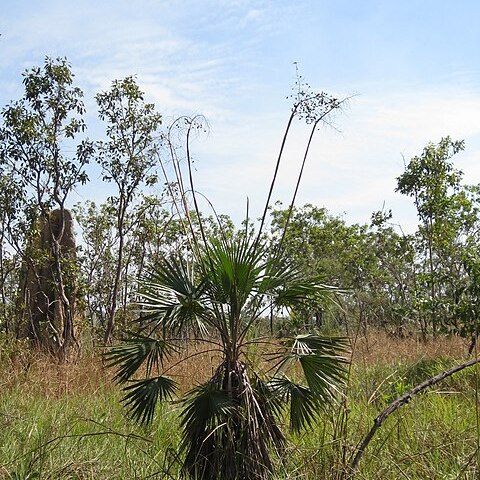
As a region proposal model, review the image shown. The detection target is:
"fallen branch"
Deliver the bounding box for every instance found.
[349,357,480,476]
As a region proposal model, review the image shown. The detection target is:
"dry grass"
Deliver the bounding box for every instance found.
[1,340,223,398]
[351,330,469,366]
[160,342,223,393]
[1,347,111,398]
[0,330,471,399]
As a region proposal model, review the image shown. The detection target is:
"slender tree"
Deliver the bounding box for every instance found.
[96,77,162,343]
[74,200,117,331]
[396,137,468,335]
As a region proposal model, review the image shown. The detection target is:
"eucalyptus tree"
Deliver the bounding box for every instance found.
[74,195,202,335]
[270,203,403,333]
[96,77,162,343]
[0,57,93,357]
[365,211,417,335]
[270,204,353,329]
[124,199,235,284]
[396,137,476,335]
[459,243,480,353]
[106,82,350,479]
[272,204,424,336]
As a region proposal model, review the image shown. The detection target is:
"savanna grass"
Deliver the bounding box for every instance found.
[0,332,478,479]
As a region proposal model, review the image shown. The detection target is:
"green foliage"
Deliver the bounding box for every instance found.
[0,57,93,355]
[397,137,480,336]
[96,76,162,193]
[455,249,480,342]
[396,138,465,222]
[270,204,416,334]
[95,77,164,342]
[105,334,177,383]
[73,200,117,331]
[122,376,177,424]
[271,377,319,432]
[103,79,353,478]
[0,57,93,208]
[269,137,480,340]
[107,230,349,479]
[1,349,479,479]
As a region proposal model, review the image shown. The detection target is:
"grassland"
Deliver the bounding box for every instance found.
[0,332,479,479]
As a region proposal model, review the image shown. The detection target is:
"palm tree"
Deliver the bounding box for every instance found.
[105,78,351,479]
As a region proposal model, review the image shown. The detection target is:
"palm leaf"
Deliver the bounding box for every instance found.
[180,382,234,478]
[122,375,177,425]
[201,237,265,311]
[180,382,233,444]
[270,377,318,432]
[104,333,176,383]
[274,279,343,308]
[138,257,210,335]
[299,354,347,400]
[252,376,284,419]
[292,333,350,356]
[276,334,349,403]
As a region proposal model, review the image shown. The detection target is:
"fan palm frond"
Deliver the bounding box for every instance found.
[276,334,349,402]
[274,277,343,308]
[122,376,177,425]
[180,382,233,444]
[138,256,210,335]
[292,333,350,356]
[180,382,234,479]
[201,237,266,309]
[104,333,176,383]
[270,377,318,433]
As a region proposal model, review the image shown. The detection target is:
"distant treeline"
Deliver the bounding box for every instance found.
[1,58,480,355]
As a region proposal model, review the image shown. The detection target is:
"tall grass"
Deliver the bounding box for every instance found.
[0,332,478,479]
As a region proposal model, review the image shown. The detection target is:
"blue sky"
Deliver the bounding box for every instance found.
[2,0,480,231]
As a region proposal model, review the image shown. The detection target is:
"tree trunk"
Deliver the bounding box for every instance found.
[104,208,125,344]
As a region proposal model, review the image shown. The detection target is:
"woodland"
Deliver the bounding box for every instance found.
[1,57,480,479]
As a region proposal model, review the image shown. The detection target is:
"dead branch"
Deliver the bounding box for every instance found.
[349,357,480,476]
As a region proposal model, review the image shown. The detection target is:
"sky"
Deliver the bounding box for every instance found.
[1,0,480,232]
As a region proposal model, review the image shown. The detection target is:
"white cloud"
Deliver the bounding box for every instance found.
[188,85,480,231]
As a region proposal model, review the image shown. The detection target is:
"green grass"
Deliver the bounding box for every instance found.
[0,386,183,479]
[1,339,479,479]
[344,361,480,479]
